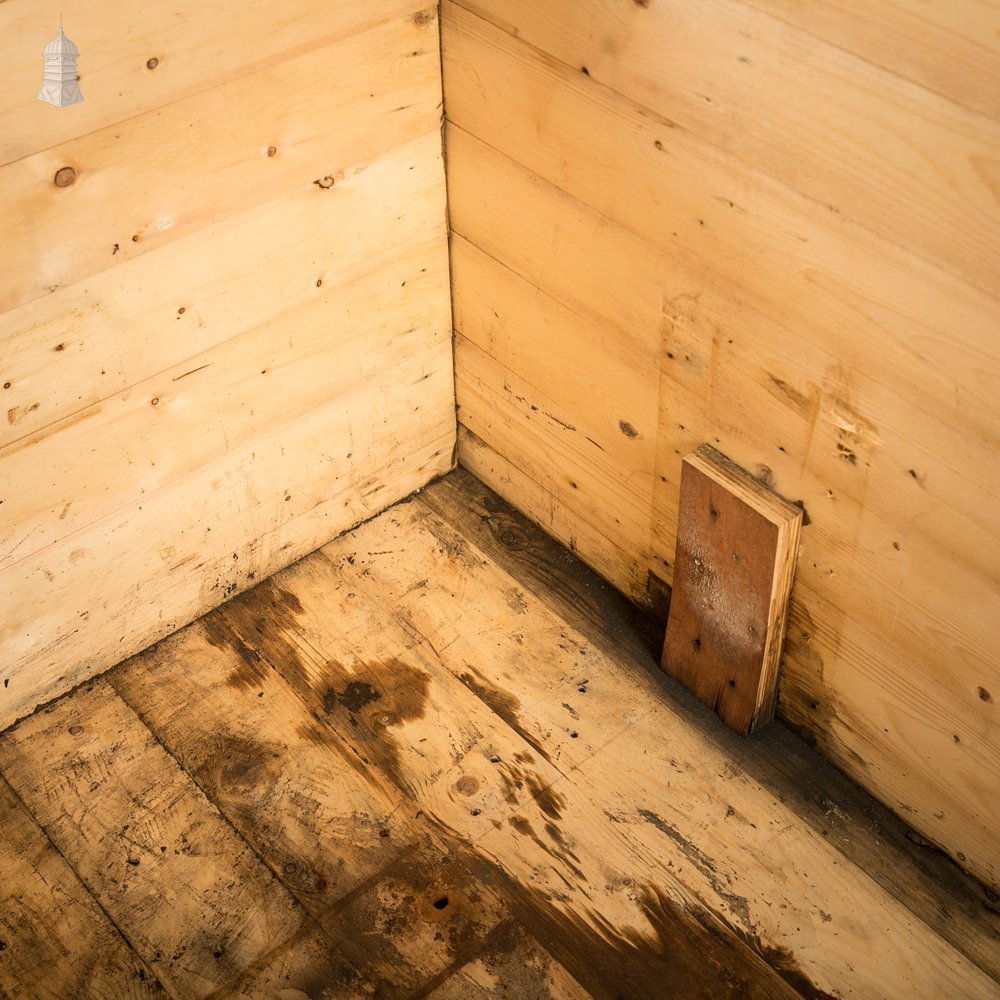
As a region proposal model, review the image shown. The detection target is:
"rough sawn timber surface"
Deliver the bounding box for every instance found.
[662,445,802,735]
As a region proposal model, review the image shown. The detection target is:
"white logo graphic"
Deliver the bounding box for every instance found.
[38,17,83,108]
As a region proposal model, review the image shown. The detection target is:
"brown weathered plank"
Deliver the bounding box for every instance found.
[424,922,593,1000]
[420,467,1000,985]
[202,521,799,997]
[108,618,408,909]
[662,445,802,735]
[335,490,999,998]
[109,617,515,998]
[0,681,348,999]
[445,117,1000,892]
[0,775,164,1000]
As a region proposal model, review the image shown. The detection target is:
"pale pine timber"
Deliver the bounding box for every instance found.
[741,0,1000,121]
[447,0,1000,299]
[1,9,443,313]
[316,490,1000,999]
[443,118,1000,890]
[0,0,431,167]
[0,131,447,450]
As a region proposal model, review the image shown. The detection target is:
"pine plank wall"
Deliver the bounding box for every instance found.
[0,3,455,729]
[1,0,998,902]
[442,0,1000,893]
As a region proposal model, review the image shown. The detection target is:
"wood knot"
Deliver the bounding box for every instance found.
[54,166,77,188]
[146,57,159,70]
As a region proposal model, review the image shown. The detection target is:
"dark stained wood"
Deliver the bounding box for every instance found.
[0,775,164,1000]
[0,469,997,999]
[109,621,516,998]
[424,467,1000,984]
[0,682,347,1000]
[423,920,591,999]
[418,467,667,663]
[662,445,802,735]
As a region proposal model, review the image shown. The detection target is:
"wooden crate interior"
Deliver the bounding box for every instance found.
[1,1,998,996]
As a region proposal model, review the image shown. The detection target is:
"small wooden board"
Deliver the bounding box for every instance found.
[661,445,802,735]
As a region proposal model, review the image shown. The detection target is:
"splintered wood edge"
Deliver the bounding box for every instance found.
[687,445,803,731]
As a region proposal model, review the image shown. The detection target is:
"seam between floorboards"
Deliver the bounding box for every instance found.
[0,765,172,999]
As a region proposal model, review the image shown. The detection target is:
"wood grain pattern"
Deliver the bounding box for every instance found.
[0,340,454,730]
[449,0,1000,298]
[2,9,442,313]
[2,471,998,998]
[109,625,518,998]
[443,1,1000,889]
[315,493,999,999]
[0,134,446,450]
[0,682,346,999]
[742,0,1000,120]
[0,0,428,167]
[0,775,163,1000]
[662,445,802,735]
[419,468,1000,984]
[1,4,454,729]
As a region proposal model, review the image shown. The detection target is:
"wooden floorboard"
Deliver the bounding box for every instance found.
[1,467,998,999]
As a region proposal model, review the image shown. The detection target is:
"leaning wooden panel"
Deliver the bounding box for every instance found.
[661,445,802,735]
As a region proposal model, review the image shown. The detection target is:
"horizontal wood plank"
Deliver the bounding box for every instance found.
[109,625,516,998]
[0,341,455,730]
[0,0,429,167]
[456,333,654,571]
[1,130,446,450]
[449,0,1000,297]
[2,8,442,313]
[443,7,1000,451]
[1,139,450,562]
[457,425,650,605]
[742,0,1000,121]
